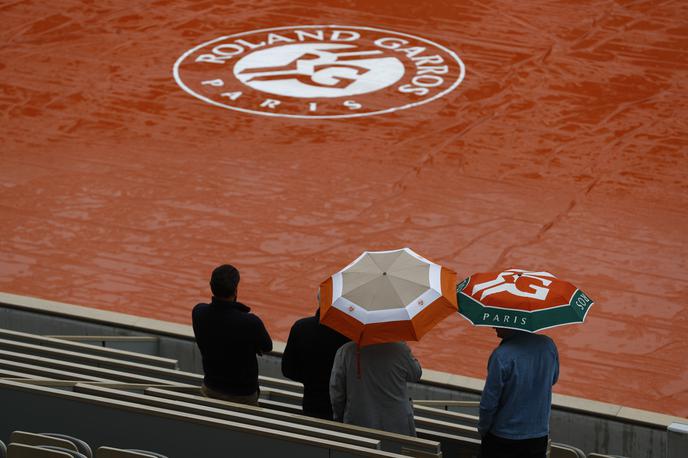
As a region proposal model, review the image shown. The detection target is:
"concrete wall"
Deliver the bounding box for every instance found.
[667,423,688,458]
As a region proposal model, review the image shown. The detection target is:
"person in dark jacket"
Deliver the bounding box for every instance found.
[192,264,272,406]
[281,306,349,419]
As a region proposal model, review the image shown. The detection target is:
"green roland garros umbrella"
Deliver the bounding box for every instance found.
[456,269,594,332]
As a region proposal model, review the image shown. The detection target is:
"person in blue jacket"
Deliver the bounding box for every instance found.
[479,327,559,458]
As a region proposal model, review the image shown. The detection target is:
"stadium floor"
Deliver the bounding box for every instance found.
[0,1,686,417]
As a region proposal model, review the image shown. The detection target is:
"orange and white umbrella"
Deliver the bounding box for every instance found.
[319,248,457,347]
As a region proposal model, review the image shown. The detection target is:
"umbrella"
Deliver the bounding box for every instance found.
[319,247,457,347]
[456,269,594,332]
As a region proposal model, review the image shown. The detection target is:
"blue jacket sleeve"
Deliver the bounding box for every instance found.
[478,352,504,437]
[552,341,559,385]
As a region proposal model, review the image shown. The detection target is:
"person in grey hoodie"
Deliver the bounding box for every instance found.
[329,341,422,436]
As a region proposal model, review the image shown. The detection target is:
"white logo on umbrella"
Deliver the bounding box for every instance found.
[471,270,555,301]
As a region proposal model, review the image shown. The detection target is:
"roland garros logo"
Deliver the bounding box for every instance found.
[173,25,465,119]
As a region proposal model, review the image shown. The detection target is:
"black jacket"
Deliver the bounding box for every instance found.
[192,297,272,395]
[281,309,349,418]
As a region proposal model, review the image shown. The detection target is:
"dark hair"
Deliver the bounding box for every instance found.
[210,264,240,298]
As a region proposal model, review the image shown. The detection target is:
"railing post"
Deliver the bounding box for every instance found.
[667,422,688,458]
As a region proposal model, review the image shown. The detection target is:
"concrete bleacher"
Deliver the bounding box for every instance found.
[1,292,686,457]
[3,431,167,457]
[135,388,443,456]
[0,328,448,456]
[0,346,450,456]
[0,380,406,458]
[0,330,177,370]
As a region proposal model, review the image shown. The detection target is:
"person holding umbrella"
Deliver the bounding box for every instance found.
[320,248,459,435]
[330,340,422,435]
[457,269,593,458]
[478,327,559,458]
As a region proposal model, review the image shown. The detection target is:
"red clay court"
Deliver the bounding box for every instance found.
[1,0,687,417]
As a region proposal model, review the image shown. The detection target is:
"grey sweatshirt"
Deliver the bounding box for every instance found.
[329,341,422,436]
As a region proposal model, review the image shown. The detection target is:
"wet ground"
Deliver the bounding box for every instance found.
[1,0,687,416]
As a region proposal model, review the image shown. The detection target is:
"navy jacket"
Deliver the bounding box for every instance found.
[192,297,272,395]
[281,310,349,418]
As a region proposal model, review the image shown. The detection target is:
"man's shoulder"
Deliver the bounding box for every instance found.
[531,332,557,349]
[540,334,558,354]
[381,341,410,354]
[241,307,266,325]
[337,341,356,355]
[291,315,318,330]
[192,302,210,316]
[499,332,557,356]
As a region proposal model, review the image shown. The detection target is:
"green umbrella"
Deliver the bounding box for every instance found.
[456,269,594,332]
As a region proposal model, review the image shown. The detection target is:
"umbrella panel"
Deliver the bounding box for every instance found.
[343,250,430,279]
[355,250,405,273]
[344,252,387,274]
[385,250,432,272]
[457,275,594,332]
[386,264,431,286]
[343,272,430,311]
[464,270,579,312]
[340,271,382,294]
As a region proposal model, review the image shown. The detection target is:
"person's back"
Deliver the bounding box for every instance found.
[330,341,422,436]
[479,329,559,458]
[192,264,272,404]
[281,309,349,419]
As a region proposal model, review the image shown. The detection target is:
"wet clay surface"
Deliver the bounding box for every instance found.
[1,1,687,416]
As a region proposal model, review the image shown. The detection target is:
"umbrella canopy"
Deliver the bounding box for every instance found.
[319,248,457,347]
[456,269,594,332]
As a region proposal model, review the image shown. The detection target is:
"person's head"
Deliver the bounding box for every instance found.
[210,264,240,300]
[494,327,517,339]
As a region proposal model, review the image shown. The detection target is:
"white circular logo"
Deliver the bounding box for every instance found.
[174,25,465,119]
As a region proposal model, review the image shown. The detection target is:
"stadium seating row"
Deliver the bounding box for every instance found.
[0,342,462,454]
[0,430,165,457]
[0,325,630,458]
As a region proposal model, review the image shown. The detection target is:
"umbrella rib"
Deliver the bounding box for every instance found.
[409,319,419,341]
[388,280,407,310]
[385,272,429,289]
[387,274,431,300]
[344,275,413,311]
[341,272,384,295]
[368,250,403,273]
[388,264,431,272]
[370,276,406,311]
